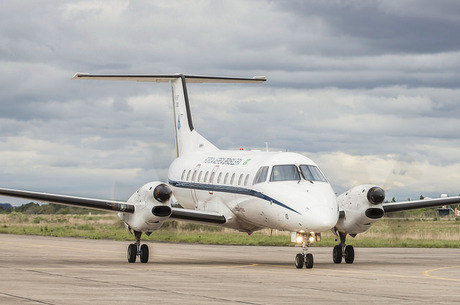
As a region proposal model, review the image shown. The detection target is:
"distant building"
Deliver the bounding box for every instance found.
[437,206,455,217]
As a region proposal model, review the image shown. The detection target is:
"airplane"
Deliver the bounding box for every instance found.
[1,73,459,269]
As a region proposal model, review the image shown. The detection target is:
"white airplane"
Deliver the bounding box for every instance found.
[1,73,459,268]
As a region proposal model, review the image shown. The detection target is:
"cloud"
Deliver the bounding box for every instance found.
[277,0,460,54]
[311,151,460,199]
[0,1,459,204]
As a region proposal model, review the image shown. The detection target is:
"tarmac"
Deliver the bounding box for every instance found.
[0,234,459,304]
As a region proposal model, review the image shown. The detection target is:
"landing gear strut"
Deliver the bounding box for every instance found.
[295,241,314,269]
[127,231,150,263]
[333,232,354,264]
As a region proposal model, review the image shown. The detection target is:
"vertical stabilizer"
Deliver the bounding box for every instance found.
[171,76,218,156]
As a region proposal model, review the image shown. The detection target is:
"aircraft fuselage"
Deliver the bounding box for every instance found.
[168,150,339,233]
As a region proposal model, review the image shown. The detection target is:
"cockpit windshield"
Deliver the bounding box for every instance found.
[270,165,300,182]
[299,165,327,182]
[253,166,269,184]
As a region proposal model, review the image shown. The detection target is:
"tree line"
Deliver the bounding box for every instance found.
[0,202,106,215]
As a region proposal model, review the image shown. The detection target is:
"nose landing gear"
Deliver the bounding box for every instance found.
[127,231,150,263]
[333,232,354,264]
[295,241,314,269]
[293,232,319,269]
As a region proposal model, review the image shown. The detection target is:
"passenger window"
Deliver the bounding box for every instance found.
[192,170,197,181]
[238,174,243,185]
[198,171,203,182]
[186,170,191,181]
[270,165,300,182]
[224,173,229,184]
[253,166,269,184]
[210,171,216,183]
[217,172,222,184]
[244,174,249,186]
[181,170,186,180]
[204,171,209,182]
[230,173,235,184]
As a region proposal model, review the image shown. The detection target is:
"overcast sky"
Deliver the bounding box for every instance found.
[1,0,459,205]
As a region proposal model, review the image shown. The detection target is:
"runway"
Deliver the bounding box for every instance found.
[0,234,458,304]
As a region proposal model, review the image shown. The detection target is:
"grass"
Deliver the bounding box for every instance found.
[0,213,459,248]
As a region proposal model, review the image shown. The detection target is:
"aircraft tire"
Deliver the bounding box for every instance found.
[140,244,149,263]
[344,245,354,264]
[305,253,314,269]
[333,245,342,264]
[127,244,137,263]
[295,253,304,269]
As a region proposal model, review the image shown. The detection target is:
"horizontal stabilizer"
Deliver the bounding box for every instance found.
[72,73,266,83]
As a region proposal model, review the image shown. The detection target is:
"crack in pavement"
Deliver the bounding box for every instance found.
[0,292,56,305]
[24,269,261,305]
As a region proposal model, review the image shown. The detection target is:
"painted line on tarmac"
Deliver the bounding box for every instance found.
[422,266,460,282]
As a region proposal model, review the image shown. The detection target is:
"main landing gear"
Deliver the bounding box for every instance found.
[295,241,314,269]
[333,232,354,264]
[127,231,150,263]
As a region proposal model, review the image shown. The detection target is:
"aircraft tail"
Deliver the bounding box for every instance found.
[170,76,217,156]
[73,73,266,157]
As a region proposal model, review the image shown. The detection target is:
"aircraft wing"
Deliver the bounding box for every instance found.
[170,208,226,224]
[0,187,134,213]
[383,196,460,213]
[0,187,226,224]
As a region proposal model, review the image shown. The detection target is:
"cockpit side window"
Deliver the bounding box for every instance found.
[299,165,327,182]
[253,166,269,184]
[270,165,300,182]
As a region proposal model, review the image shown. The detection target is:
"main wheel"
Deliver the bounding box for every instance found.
[305,253,314,269]
[333,245,342,264]
[344,245,354,264]
[140,244,149,263]
[295,253,304,269]
[127,243,137,263]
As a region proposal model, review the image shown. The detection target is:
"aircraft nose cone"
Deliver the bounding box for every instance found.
[305,206,338,232]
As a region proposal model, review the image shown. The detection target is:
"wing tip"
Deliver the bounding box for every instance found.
[72,72,90,80]
[253,76,267,82]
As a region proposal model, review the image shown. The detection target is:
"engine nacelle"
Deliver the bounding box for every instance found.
[335,184,385,235]
[118,181,173,232]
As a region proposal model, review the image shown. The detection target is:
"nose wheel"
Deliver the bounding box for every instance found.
[127,231,150,263]
[127,243,137,263]
[295,242,314,269]
[332,232,354,264]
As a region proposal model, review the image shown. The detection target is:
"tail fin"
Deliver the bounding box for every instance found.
[171,76,217,156]
[73,73,266,156]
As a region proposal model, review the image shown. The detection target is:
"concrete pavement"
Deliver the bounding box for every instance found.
[0,234,458,304]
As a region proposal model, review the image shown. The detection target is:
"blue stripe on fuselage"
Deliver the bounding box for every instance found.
[168,179,301,215]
